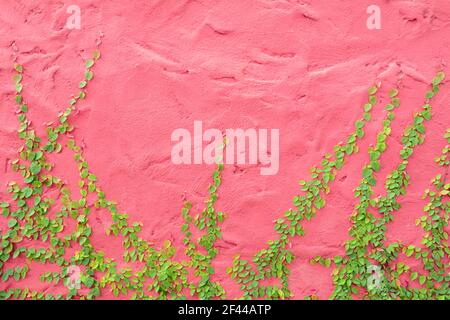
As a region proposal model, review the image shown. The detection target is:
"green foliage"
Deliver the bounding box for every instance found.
[0,53,447,301]
[313,74,449,300]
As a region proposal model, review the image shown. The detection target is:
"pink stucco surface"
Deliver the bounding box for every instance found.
[0,0,449,299]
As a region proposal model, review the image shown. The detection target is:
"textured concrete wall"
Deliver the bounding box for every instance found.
[0,0,449,299]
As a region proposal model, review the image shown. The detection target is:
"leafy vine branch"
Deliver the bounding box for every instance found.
[0,49,448,300]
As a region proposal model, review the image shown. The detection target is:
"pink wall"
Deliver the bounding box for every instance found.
[0,0,449,299]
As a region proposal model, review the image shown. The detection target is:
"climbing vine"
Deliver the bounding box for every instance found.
[311,73,449,300]
[0,49,448,299]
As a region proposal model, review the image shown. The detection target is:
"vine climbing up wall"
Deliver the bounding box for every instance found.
[0,1,449,300]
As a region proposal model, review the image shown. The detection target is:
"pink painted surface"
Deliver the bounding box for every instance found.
[0,0,449,299]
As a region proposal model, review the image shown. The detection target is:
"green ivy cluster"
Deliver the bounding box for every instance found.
[227,83,383,299]
[312,72,449,300]
[323,86,404,299]
[0,50,448,300]
[229,73,448,300]
[1,49,235,299]
[181,162,226,299]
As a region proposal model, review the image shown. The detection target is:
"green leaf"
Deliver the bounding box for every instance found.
[314,198,324,209]
[85,60,95,68]
[425,91,434,99]
[355,120,364,129]
[13,74,22,83]
[8,219,18,228]
[14,64,23,73]
[92,50,101,60]
[364,103,372,112]
[392,98,400,107]
[432,72,445,86]
[368,86,378,95]
[406,246,414,257]
[29,162,42,175]
[0,202,9,208]
[23,187,33,198]
[85,71,93,81]
[333,256,343,264]
[389,88,399,98]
